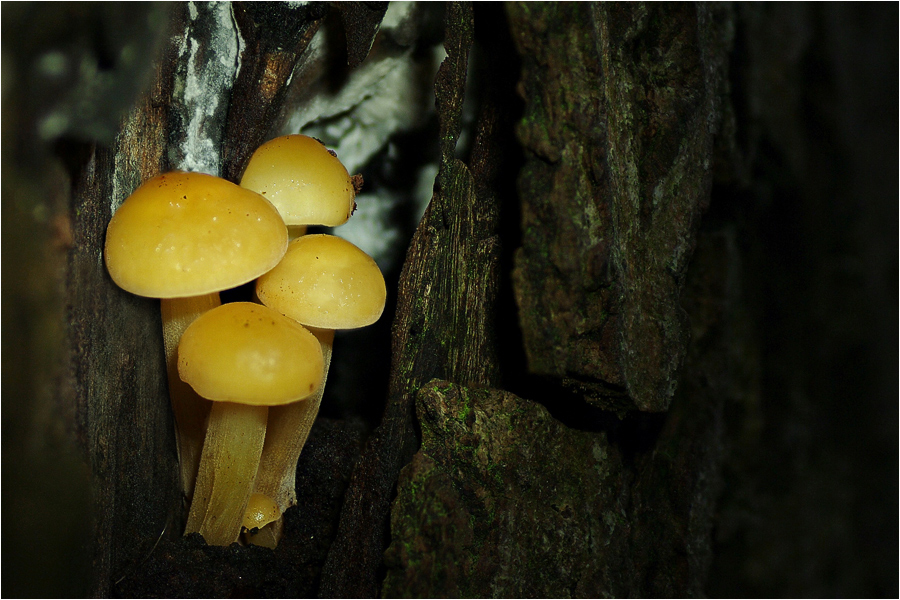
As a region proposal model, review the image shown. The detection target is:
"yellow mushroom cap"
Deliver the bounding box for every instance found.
[178,302,324,406]
[239,135,355,227]
[256,234,387,330]
[105,171,288,298]
[242,493,281,531]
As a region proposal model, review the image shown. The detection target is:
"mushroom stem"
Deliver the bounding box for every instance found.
[185,401,267,546]
[161,294,220,501]
[251,328,334,531]
[244,328,333,548]
[286,225,308,240]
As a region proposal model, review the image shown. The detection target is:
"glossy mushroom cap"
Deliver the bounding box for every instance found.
[256,234,386,330]
[105,171,288,298]
[242,493,281,531]
[239,135,355,227]
[178,302,324,406]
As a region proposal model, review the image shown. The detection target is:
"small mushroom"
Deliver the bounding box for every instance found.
[239,134,358,229]
[178,302,323,546]
[249,234,386,545]
[241,492,282,549]
[104,171,288,499]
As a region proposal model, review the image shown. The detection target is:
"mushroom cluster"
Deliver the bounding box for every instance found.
[104,135,386,547]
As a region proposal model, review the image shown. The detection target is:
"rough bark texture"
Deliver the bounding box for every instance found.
[382,201,744,598]
[510,2,730,413]
[384,381,624,598]
[220,2,327,181]
[319,4,504,596]
[2,2,896,598]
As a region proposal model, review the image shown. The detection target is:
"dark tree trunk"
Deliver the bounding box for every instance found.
[2,2,896,598]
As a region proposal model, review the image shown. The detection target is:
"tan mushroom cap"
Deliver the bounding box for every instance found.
[105,171,288,299]
[256,234,386,330]
[178,302,324,406]
[242,493,280,531]
[239,135,355,227]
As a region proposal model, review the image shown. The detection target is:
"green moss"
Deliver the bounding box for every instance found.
[387,381,622,597]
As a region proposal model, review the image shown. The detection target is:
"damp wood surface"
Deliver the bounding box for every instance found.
[2,2,897,598]
[320,3,504,595]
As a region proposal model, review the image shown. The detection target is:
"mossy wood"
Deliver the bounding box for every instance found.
[321,3,504,595]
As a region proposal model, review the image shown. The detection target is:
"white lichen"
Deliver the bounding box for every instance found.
[380,1,416,30]
[284,1,441,168]
[280,2,444,270]
[175,1,241,175]
[332,193,400,272]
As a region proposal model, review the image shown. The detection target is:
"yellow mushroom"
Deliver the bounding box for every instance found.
[256,234,386,329]
[248,234,386,546]
[104,171,288,500]
[239,134,358,229]
[178,302,323,546]
[241,492,282,549]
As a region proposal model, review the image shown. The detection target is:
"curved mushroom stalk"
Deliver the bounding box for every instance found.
[249,234,386,548]
[245,327,334,547]
[161,294,220,501]
[185,402,267,546]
